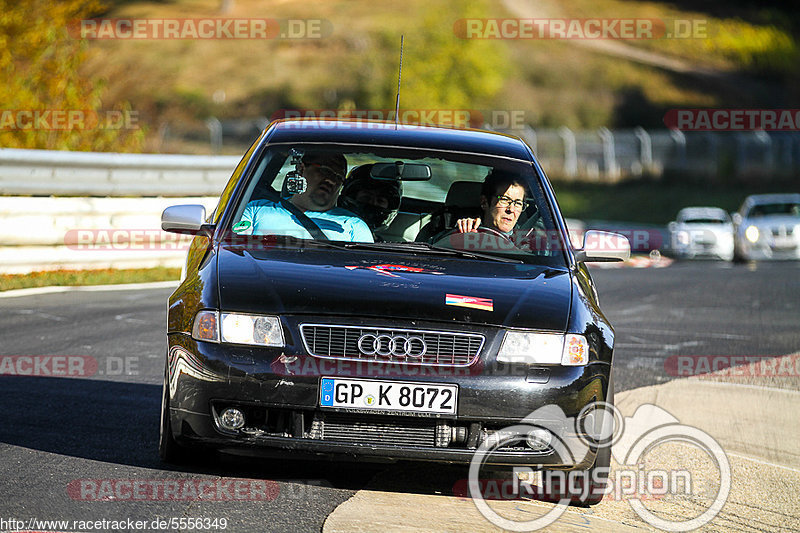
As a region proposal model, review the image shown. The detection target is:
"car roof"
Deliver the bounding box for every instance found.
[263,119,534,161]
[742,193,800,206]
[677,207,729,219]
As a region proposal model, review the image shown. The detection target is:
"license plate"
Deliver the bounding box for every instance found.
[772,238,796,250]
[319,377,457,415]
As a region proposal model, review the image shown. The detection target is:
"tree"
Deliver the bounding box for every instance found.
[355,0,509,123]
[0,0,143,151]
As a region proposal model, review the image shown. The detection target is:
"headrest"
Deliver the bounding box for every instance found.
[445,181,483,208]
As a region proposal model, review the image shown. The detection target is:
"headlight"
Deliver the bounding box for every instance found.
[497,331,589,366]
[220,313,284,346]
[745,225,759,243]
[675,230,689,246]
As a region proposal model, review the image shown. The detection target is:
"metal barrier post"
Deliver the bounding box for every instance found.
[558,126,578,178]
[598,127,618,179]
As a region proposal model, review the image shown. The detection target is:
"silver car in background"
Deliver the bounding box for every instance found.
[668,207,734,261]
[733,194,800,261]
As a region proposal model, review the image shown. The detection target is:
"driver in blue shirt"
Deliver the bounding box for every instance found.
[238,151,374,242]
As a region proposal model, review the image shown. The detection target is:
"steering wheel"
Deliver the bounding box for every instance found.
[434,225,521,251]
[473,225,515,243]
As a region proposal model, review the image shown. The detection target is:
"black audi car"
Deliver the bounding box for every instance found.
[160,119,629,501]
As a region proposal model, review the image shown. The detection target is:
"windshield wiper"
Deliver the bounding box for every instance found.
[342,241,523,263]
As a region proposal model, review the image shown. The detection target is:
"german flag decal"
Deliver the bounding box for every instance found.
[445,294,494,312]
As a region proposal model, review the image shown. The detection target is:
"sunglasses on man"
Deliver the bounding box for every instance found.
[306,163,345,183]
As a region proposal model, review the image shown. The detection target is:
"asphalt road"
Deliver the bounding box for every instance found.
[0,260,797,532]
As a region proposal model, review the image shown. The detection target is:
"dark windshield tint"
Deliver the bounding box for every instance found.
[226,143,567,267]
[747,203,800,218]
[683,218,727,224]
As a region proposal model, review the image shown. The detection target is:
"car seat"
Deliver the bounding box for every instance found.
[415,181,483,242]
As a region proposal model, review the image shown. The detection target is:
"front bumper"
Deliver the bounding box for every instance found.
[738,241,800,260]
[165,334,611,468]
[672,240,733,260]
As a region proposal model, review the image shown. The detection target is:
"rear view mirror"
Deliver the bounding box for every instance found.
[371,162,431,180]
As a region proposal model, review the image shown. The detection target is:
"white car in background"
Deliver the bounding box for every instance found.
[733,194,800,261]
[668,207,734,261]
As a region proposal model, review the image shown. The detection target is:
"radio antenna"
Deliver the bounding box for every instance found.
[394,35,404,129]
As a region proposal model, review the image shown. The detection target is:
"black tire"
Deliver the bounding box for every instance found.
[158,376,182,463]
[158,372,216,465]
[541,373,614,506]
[577,373,615,506]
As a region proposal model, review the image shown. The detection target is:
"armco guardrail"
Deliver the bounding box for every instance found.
[0,148,239,196]
[0,148,234,274]
[0,196,219,275]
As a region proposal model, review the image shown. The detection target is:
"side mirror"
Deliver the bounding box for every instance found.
[574,230,631,263]
[731,213,742,226]
[162,204,211,235]
[667,221,677,232]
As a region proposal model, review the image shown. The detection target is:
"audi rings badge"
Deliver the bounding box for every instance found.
[358,334,428,359]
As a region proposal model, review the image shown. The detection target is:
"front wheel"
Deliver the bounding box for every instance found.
[542,374,615,506]
[158,376,182,463]
[158,371,216,465]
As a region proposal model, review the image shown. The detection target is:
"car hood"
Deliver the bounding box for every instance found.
[216,246,572,331]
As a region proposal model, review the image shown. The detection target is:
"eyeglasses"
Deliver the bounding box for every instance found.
[494,195,530,210]
[307,163,345,183]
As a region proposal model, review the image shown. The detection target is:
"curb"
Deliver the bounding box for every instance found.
[0,280,179,299]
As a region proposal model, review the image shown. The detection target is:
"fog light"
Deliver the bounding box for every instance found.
[526,427,552,451]
[220,408,245,431]
[435,421,452,447]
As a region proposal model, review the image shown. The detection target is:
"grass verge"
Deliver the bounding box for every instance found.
[0,267,181,292]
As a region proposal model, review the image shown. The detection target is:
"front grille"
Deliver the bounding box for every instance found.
[772,226,795,237]
[299,324,484,366]
[312,413,437,447]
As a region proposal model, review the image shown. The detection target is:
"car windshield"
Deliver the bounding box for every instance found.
[747,202,800,218]
[682,217,728,224]
[226,143,566,267]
